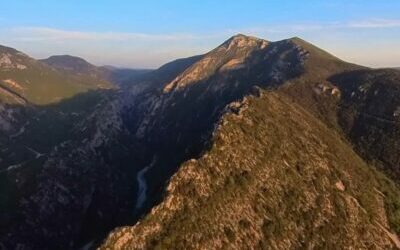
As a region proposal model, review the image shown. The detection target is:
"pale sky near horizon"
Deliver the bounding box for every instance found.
[0,0,399,69]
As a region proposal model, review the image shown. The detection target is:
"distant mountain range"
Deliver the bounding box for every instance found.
[0,45,114,105]
[40,55,152,87]
[1,34,400,249]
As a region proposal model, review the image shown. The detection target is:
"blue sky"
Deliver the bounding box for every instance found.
[0,0,399,68]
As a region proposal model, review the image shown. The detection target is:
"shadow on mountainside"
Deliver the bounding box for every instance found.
[0,88,117,242]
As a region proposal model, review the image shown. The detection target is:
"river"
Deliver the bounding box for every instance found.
[135,156,157,210]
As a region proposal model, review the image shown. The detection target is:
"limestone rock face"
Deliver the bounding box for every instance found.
[0,52,27,70]
[164,34,270,92]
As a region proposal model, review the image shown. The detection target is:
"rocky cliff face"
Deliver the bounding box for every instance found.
[331,69,400,178]
[278,46,400,181]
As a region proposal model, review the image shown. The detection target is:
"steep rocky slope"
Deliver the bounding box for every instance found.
[330,69,400,178]
[0,53,204,249]
[100,36,400,249]
[278,41,400,180]
[0,45,120,172]
[101,91,400,249]
[0,44,116,182]
[0,46,119,249]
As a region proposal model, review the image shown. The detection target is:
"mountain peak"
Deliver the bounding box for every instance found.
[228,33,251,40]
[42,55,91,66]
[227,33,263,41]
[221,34,268,50]
[163,34,270,92]
[40,54,102,77]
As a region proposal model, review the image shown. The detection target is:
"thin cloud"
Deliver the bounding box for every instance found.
[9,18,400,43]
[348,19,400,28]
[241,19,400,35]
[10,27,215,42]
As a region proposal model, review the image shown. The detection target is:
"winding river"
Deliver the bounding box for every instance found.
[135,156,157,210]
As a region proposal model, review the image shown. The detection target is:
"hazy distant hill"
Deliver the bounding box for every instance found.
[0,45,113,105]
[40,55,108,79]
[101,67,153,86]
[41,55,152,87]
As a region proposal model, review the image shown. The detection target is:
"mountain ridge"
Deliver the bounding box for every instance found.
[99,34,400,249]
[40,55,102,76]
[101,89,400,249]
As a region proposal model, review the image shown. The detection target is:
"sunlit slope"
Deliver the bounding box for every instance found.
[0,45,112,105]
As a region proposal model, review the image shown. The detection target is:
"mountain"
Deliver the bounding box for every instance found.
[102,90,400,249]
[99,35,400,249]
[0,47,117,250]
[40,55,153,86]
[40,55,108,79]
[0,45,118,187]
[0,51,204,249]
[0,45,116,188]
[279,55,400,179]
[1,35,400,249]
[0,45,112,105]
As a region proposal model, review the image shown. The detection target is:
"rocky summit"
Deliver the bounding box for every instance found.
[1,34,400,250]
